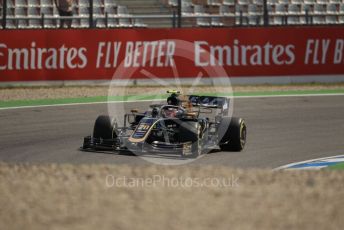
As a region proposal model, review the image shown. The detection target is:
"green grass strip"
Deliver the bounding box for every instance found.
[329,162,344,170]
[234,89,344,96]
[0,89,344,109]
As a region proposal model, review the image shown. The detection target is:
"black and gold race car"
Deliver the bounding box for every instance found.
[82,91,246,158]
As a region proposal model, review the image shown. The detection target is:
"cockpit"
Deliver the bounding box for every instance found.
[160,105,185,118]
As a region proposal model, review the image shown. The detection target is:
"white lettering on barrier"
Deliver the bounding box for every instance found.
[272,45,284,65]
[250,45,262,65]
[133,41,142,67]
[142,41,149,66]
[264,42,273,65]
[59,45,67,69]
[30,42,36,69]
[45,48,57,69]
[0,42,87,71]
[195,41,208,67]
[322,39,330,64]
[195,40,295,67]
[149,41,158,67]
[37,48,46,69]
[305,39,313,64]
[106,41,176,68]
[157,41,165,67]
[334,39,344,64]
[67,48,78,69]
[210,45,231,66]
[124,42,134,67]
[96,42,122,68]
[96,42,105,68]
[8,48,29,70]
[305,39,331,65]
[0,37,342,73]
[166,41,175,66]
[78,48,87,68]
[233,39,239,66]
[285,45,295,65]
[0,43,7,70]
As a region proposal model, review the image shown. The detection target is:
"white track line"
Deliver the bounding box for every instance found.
[234,93,344,99]
[0,93,343,111]
[0,99,164,111]
[274,154,344,170]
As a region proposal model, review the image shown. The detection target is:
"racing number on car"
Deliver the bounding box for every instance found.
[138,124,150,131]
[131,120,157,140]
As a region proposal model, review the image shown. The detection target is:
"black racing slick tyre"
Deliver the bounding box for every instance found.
[93,115,117,139]
[218,117,246,152]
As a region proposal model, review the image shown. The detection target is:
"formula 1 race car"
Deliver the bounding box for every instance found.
[82,90,246,158]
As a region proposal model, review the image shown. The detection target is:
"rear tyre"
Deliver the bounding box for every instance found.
[219,117,246,151]
[93,115,117,139]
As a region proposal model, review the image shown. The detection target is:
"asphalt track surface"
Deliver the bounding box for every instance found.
[0,95,343,168]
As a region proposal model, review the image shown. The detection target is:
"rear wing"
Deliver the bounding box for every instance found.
[188,95,229,111]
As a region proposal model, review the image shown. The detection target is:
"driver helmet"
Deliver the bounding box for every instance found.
[167,93,181,106]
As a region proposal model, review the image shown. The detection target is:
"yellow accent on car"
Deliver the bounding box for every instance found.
[167,90,180,94]
[128,120,160,143]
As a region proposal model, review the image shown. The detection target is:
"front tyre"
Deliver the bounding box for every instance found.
[93,115,117,139]
[219,117,246,151]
